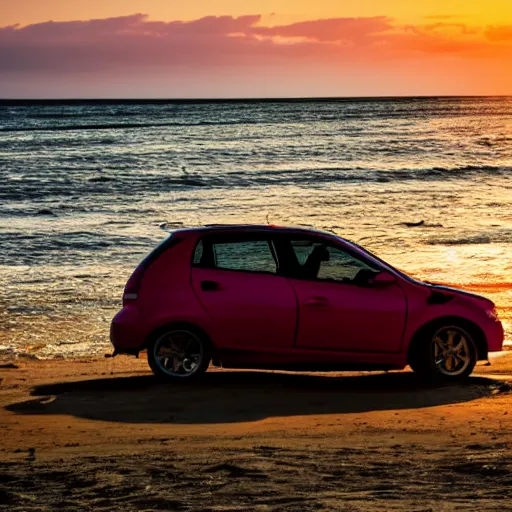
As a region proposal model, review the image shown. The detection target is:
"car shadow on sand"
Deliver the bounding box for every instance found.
[5,370,503,424]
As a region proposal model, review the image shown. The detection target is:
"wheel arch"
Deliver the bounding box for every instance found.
[143,321,215,352]
[407,315,488,363]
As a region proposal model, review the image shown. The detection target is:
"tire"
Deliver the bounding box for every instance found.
[409,321,478,381]
[147,327,211,381]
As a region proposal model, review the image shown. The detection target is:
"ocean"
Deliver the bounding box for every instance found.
[1,97,511,358]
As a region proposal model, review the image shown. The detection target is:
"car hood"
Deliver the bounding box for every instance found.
[422,282,493,305]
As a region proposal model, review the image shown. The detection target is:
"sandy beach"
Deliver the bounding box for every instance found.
[1,353,511,510]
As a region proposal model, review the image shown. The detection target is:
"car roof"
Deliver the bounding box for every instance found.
[174,224,343,239]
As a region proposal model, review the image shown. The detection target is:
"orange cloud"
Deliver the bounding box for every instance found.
[485,25,512,41]
[253,16,393,42]
[423,15,461,20]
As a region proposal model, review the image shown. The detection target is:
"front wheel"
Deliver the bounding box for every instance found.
[409,323,478,380]
[147,327,211,381]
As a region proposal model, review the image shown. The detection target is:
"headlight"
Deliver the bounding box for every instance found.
[486,307,499,321]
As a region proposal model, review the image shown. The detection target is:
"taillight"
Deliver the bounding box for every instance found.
[123,264,145,304]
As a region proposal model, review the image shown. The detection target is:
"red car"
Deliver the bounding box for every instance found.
[110,225,504,381]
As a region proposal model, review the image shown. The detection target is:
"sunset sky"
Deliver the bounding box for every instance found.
[1,0,512,98]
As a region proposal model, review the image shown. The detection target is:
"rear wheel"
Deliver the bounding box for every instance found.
[409,323,478,380]
[147,327,211,381]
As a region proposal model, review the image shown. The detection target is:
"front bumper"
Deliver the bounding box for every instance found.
[486,319,505,353]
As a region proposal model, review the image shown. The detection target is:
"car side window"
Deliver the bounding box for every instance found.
[290,239,378,283]
[193,240,203,265]
[196,239,278,274]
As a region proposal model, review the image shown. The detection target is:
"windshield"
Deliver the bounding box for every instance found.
[339,237,420,284]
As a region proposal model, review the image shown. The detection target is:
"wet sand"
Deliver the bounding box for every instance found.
[1,354,511,511]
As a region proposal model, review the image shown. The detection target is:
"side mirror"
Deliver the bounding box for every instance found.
[369,271,396,288]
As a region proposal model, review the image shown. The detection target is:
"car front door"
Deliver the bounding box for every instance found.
[282,237,407,352]
[191,234,297,350]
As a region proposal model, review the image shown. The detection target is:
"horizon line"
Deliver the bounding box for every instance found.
[1,94,511,104]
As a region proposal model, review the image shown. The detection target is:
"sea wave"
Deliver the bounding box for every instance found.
[0,231,157,266]
[0,119,262,133]
[1,165,510,202]
[425,230,512,246]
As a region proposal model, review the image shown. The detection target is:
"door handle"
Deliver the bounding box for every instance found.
[303,296,329,306]
[201,280,221,291]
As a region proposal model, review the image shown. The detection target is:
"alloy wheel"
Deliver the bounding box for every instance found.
[153,330,203,377]
[432,327,472,377]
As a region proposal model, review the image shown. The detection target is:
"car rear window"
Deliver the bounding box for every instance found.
[142,233,182,268]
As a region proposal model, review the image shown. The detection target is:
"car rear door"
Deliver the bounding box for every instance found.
[279,236,407,353]
[191,233,297,349]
